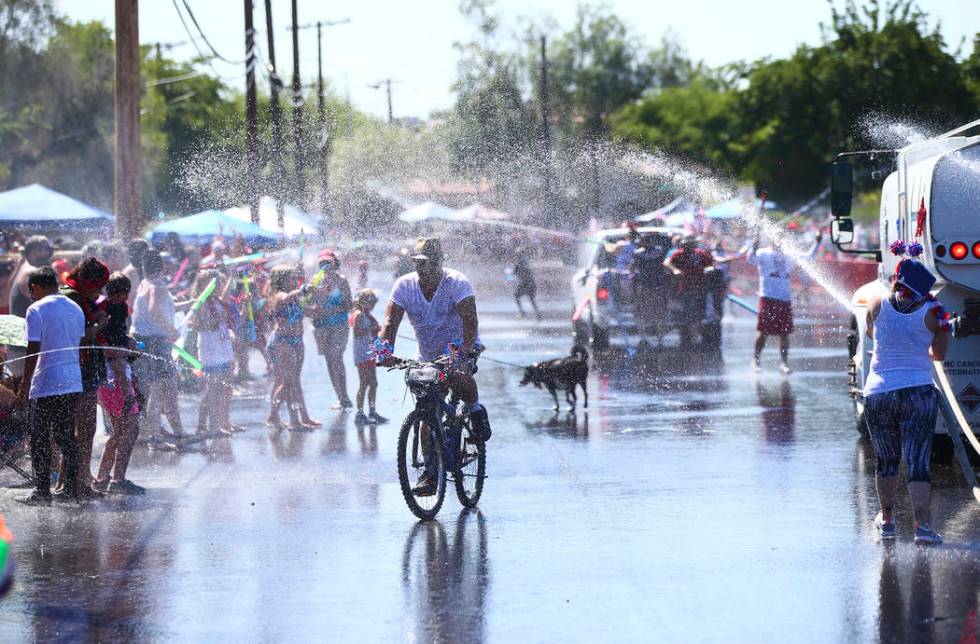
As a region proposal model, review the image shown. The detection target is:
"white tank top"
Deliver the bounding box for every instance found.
[864,296,935,396]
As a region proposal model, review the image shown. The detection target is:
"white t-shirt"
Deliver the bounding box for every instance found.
[25,293,85,399]
[196,303,234,367]
[748,242,820,302]
[391,268,479,361]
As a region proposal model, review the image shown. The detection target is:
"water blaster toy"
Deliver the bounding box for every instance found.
[172,344,204,377]
[0,514,13,597]
[190,278,218,313]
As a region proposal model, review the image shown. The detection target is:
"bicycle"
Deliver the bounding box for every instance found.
[388,356,486,520]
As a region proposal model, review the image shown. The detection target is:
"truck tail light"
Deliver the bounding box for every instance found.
[950,242,968,260]
[935,245,946,258]
[972,242,980,259]
[596,287,610,303]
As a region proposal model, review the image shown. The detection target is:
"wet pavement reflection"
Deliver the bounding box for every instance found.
[1,272,978,641]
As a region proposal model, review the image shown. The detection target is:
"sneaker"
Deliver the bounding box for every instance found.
[779,362,792,375]
[412,472,437,497]
[874,513,896,540]
[109,479,146,495]
[354,411,368,426]
[368,411,389,425]
[15,491,51,507]
[914,524,943,545]
[92,479,110,494]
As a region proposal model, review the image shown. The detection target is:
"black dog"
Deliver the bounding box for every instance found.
[520,345,589,411]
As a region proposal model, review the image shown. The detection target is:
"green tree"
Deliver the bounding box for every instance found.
[548,5,652,138]
[737,0,976,198]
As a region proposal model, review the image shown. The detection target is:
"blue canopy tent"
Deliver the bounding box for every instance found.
[705,197,779,220]
[148,210,279,244]
[0,184,114,230]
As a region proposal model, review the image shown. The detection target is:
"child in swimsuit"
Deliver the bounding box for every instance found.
[351,289,386,426]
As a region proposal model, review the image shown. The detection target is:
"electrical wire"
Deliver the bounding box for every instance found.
[180,0,245,65]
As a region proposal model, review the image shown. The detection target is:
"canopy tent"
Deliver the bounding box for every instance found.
[147,210,279,244]
[224,196,320,237]
[398,201,469,223]
[704,197,779,220]
[0,184,114,230]
[454,203,511,221]
[636,197,700,225]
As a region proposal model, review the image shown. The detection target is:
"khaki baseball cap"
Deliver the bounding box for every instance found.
[411,237,444,261]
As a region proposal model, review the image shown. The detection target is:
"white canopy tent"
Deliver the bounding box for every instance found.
[455,203,511,221]
[398,201,469,223]
[224,196,320,237]
[636,197,699,225]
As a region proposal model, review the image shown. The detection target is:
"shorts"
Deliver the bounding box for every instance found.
[514,282,536,298]
[203,362,232,375]
[864,385,938,482]
[133,335,178,384]
[757,297,793,335]
[97,381,139,418]
[313,325,349,356]
[80,349,107,393]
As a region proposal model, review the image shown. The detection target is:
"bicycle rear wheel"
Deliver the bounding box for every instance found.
[454,414,486,508]
[397,411,446,520]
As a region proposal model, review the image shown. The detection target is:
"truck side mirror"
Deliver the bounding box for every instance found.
[831,161,853,216]
[831,218,854,245]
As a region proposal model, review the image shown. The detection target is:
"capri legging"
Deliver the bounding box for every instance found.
[864,385,938,482]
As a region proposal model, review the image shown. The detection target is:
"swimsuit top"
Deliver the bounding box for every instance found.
[277,301,304,326]
[313,285,348,328]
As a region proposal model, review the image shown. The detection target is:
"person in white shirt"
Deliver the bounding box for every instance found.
[747,229,822,373]
[16,266,85,505]
[379,238,490,497]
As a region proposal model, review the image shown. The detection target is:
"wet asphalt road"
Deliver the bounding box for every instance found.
[1,264,979,642]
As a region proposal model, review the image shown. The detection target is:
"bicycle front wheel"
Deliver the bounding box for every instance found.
[397,411,446,520]
[454,414,486,508]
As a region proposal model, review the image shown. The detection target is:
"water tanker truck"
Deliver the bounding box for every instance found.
[831,118,980,497]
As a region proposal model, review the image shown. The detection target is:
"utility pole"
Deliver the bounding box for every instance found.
[114,0,141,242]
[290,0,306,207]
[264,0,285,229]
[368,78,394,124]
[539,36,552,153]
[291,17,349,216]
[539,35,553,221]
[244,0,259,223]
[385,78,393,124]
[316,21,328,216]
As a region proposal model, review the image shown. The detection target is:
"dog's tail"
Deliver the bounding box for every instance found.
[571,344,589,362]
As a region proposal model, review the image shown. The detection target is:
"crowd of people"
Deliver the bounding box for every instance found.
[2,232,393,505]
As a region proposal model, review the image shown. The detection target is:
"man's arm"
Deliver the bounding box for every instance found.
[16,340,40,406]
[456,296,478,353]
[379,299,405,347]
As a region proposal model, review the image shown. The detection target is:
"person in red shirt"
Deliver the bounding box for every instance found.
[665,235,714,346]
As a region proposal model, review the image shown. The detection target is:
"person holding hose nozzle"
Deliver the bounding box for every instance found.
[747,229,822,374]
[864,259,947,544]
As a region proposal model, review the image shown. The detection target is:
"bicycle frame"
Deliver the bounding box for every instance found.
[411,388,462,473]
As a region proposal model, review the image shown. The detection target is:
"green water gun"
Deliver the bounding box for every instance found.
[172,344,204,377]
[242,275,257,342]
[302,269,326,307]
[190,278,218,312]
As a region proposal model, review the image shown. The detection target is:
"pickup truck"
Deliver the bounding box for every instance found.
[571,226,726,352]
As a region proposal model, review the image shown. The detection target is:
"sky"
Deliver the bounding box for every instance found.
[62,0,980,121]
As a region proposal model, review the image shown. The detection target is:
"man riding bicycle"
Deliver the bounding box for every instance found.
[378,237,491,497]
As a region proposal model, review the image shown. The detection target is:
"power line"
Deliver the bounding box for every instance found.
[180,0,245,65]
